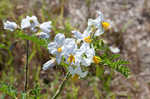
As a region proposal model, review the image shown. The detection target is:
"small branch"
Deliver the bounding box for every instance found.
[25,40,29,92]
[52,71,70,99]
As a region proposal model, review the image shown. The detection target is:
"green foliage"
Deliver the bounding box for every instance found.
[0,83,17,98]
[94,39,130,78]
[92,38,130,97]
[0,83,44,99]
[51,18,73,36]
[21,92,27,99]
[29,83,42,99]
[0,44,6,49]
[102,55,130,77]
[15,30,48,48]
[93,84,101,99]
[66,83,79,99]
[96,65,104,78]
[91,37,130,97]
[0,0,14,19]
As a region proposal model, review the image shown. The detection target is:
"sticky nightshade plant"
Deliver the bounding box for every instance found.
[42,11,130,99]
[3,11,130,98]
[3,16,52,92]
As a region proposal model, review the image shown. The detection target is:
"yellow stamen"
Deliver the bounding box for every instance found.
[72,74,79,81]
[57,47,62,53]
[102,22,110,30]
[84,36,92,43]
[30,20,34,24]
[67,54,75,64]
[93,56,101,64]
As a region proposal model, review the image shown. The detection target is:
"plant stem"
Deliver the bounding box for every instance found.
[25,40,29,92]
[52,71,70,99]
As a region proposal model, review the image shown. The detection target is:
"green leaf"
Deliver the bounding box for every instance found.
[102,58,130,77]
[0,44,6,49]
[110,54,120,60]
[0,83,17,98]
[15,31,48,48]
[21,92,27,99]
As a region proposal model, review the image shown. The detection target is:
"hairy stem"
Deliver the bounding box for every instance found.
[25,40,29,92]
[52,71,70,99]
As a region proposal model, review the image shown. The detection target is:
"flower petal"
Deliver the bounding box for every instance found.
[94,29,104,36]
[54,33,65,47]
[21,17,31,29]
[42,59,56,70]
[39,21,52,33]
[56,53,62,64]
[36,32,50,39]
[72,30,83,40]
[4,21,18,31]
[80,71,88,78]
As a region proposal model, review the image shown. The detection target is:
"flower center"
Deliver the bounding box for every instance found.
[102,22,110,30]
[30,20,34,24]
[67,54,75,64]
[84,36,92,43]
[72,74,79,81]
[93,56,101,64]
[57,47,62,53]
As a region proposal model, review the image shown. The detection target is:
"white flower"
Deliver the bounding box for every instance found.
[48,33,65,64]
[80,44,95,66]
[80,43,101,66]
[63,38,77,64]
[42,58,56,70]
[62,38,83,66]
[39,21,52,33]
[21,16,39,31]
[63,38,77,57]
[72,30,92,43]
[87,11,110,36]
[72,30,83,40]
[3,21,18,31]
[36,32,50,39]
[109,46,120,53]
[79,42,90,53]
[69,66,88,78]
[88,19,104,36]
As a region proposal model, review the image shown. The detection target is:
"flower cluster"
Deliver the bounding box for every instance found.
[4,11,110,80]
[3,16,52,39]
[43,11,110,80]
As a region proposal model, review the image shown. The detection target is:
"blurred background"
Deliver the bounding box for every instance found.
[0,0,150,98]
